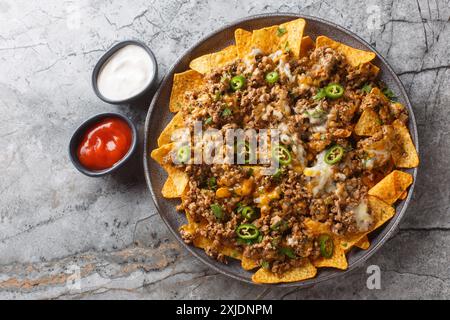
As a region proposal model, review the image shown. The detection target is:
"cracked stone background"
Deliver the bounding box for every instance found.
[0,0,449,300]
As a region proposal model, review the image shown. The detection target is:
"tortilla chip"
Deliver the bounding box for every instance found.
[369,195,396,230]
[339,195,395,252]
[157,112,185,147]
[355,108,382,136]
[241,256,259,271]
[354,236,370,250]
[252,259,317,284]
[368,170,413,205]
[170,70,204,112]
[300,36,315,58]
[366,62,380,77]
[189,45,238,74]
[304,219,348,270]
[316,35,376,67]
[251,18,306,57]
[399,191,407,200]
[150,143,189,197]
[162,177,178,198]
[391,120,419,168]
[234,28,253,59]
[193,236,242,260]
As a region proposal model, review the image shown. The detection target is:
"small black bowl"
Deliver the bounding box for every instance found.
[69,112,138,177]
[92,40,158,105]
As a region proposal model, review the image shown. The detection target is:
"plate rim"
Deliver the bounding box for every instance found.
[143,13,419,288]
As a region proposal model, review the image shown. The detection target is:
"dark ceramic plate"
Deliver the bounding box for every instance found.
[143,14,419,287]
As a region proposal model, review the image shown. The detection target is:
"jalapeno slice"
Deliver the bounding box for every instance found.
[176,145,190,163]
[236,224,259,240]
[240,206,258,221]
[211,203,224,220]
[324,145,345,165]
[265,71,279,84]
[324,83,344,99]
[318,234,334,258]
[230,75,246,91]
[272,145,292,165]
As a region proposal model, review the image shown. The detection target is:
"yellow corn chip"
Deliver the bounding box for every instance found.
[354,236,370,250]
[157,112,185,147]
[392,120,419,168]
[162,177,178,198]
[150,143,189,197]
[300,36,315,58]
[355,108,382,136]
[251,18,306,57]
[316,35,376,67]
[252,259,317,284]
[180,212,242,260]
[234,28,252,59]
[241,256,259,271]
[369,195,396,230]
[304,219,348,270]
[368,170,413,205]
[339,195,396,251]
[170,70,204,112]
[189,45,238,74]
[399,191,408,200]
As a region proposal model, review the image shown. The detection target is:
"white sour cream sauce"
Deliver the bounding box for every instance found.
[97,44,154,101]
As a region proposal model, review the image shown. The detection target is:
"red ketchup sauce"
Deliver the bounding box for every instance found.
[77,117,132,170]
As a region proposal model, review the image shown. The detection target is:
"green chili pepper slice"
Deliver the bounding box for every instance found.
[176,145,190,163]
[318,234,334,258]
[324,83,344,99]
[313,88,327,100]
[279,247,296,259]
[207,177,217,190]
[230,75,246,91]
[265,71,279,84]
[272,145,292,165]
[240,206,257,220]
[236,224,259,240]
[211,204,224,220]
[324,145,345,165]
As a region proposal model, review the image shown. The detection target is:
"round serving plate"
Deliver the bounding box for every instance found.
[143,13,419,287]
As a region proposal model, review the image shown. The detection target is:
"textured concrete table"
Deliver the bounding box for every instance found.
[0,0,448,299]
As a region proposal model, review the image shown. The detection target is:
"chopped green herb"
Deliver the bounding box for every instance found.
[207,177,217,190]
[284,41,290,52]
[222,108,232,117]
[260,260,270,269]
[279,247,296,259]
[361,83,372,93]
[214,91,222,101]
[211,204,224,220]
[204,116,213,125]
[276,27,287,37]
[382,88,397,101]
[313,88,327,100]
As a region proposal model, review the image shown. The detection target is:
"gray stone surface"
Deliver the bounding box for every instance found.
[0,0,448,300]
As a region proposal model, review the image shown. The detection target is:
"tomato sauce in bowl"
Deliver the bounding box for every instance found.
[69,113,137,177]
[77,117,132,170]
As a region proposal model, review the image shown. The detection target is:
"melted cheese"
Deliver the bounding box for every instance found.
[277,59,295,82]
[303,151,334,196]
[353,201,373,232]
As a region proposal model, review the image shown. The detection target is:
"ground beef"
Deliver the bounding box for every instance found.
[170,44,406,273]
